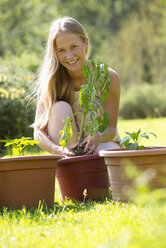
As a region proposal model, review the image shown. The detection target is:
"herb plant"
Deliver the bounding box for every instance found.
[0,137,40,156]
[59,60,112,155]
[120,129,157,150]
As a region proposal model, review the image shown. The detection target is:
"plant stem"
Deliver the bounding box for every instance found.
[78,112,87,145]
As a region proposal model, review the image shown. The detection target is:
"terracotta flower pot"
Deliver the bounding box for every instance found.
[0,155,60,208]
[56,154,109,201]
[99,147,166,202]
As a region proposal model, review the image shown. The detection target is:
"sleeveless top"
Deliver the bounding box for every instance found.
[71,91,121,143]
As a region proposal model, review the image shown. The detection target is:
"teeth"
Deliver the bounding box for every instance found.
[67,59,78,64]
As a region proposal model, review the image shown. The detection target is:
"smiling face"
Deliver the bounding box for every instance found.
[55,32,88,76]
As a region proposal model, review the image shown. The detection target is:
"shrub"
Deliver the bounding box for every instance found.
[119,84,166,119]
[0,56,36,140]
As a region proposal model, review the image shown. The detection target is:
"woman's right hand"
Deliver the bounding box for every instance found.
[58,146,75,158]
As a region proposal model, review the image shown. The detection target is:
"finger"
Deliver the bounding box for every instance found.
[84,141,92,152]
[64,148,75,157]
[82,137,89,145]
[85,144,96,155]
[64,153,74,158]
[67,150,75,156]
[64,153,75,157]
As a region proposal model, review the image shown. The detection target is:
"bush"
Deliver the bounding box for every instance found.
[119,84,166,119]
[0,56,37,140]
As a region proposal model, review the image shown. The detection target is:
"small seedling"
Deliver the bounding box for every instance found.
[120,129,157,150]
[59,59,111,155]
[0,137,40,156]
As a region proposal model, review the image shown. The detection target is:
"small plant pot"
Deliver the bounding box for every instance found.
[0,155,60,208]
[56,154,109,201]
[99,147,166,202]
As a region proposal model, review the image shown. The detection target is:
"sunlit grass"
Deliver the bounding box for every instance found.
[0,118,166,247]
[118,117,166,147]
[0,199,166,248]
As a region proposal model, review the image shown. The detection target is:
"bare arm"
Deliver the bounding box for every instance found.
[34,104,74,157]
[102,67,120,142]
[34,127,62,155]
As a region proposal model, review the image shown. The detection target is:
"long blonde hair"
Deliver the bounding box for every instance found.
[33,17,88,129]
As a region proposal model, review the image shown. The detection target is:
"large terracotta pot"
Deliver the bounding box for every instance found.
[99,147,166,202]
[0,155,60,208]
[56,154,109,201]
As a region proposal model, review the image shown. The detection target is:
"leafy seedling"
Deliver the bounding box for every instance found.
[0,137,40,156]
[120,128,157,150]
[59,59,111,155]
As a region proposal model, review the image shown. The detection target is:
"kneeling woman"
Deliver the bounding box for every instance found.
[33,17,121,157]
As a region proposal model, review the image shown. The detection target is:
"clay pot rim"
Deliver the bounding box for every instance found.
[58,153,100,165]
[99,146,166,158]
[0,154,61,163]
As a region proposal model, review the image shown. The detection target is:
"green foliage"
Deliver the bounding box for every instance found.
[120,128,157,150]
[0,0,58,56]
[85,110,110,136]
[79,87,90,115]
[0,56,36,142]
[119,84,166,119]
[59,59,111,149]
[0,0,166,147]
[59,117,73,149]
[0,137,40,156]
[97,1,166,87]
[0,197,166,247]
[54,0,141,57]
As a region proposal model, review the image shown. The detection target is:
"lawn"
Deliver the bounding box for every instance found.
[0,196,166,248]
[118,117,166,147]
[0,118,166,248]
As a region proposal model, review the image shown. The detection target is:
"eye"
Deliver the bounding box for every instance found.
[58,49,65,53]
[71,45,77,49]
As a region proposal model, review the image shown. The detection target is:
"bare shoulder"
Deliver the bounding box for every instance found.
[108,67,120,82]
[108,67,120,94]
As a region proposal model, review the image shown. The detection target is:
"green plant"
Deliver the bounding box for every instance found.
[119,84,166,119]
[0,137,40,156]
[0,59,36,140]
[59,59,111,155]
[120,128,157,150]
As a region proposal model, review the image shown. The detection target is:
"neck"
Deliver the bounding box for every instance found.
[68,68,84,79]
[69,74,85,91]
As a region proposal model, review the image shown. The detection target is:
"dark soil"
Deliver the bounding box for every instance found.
[71,144,86,156]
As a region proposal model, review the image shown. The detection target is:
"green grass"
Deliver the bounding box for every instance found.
[0,118,166,247]
[118,117,166,147]
[0,198,166,248]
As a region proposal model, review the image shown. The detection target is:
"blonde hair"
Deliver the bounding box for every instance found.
[33,17,88,129]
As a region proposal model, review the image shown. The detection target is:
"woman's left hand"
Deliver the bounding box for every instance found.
[83,132,102,154]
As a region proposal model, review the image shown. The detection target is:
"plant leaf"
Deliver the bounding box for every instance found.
[138,145,145,150]
[137,129,141,135]
[59,116,73,149]
[139,134,149,139]
[79,86,90,114]
[144,132,157,139]
[98,110,110,133]
[12,147,20,156]
[127,142,138,150]
[120,136,131,147]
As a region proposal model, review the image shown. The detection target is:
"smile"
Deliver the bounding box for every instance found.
[66,59,78,65]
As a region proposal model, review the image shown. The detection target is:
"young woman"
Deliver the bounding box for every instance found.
[33,17,121,157]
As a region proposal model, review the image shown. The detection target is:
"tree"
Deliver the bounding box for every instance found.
[0,0,58,56]
[97,0,166,87]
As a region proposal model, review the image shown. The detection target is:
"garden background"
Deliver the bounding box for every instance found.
[0,1,166,248]
[0,0,166,147]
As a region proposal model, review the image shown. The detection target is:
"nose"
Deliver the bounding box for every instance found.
[66,50,73,60]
